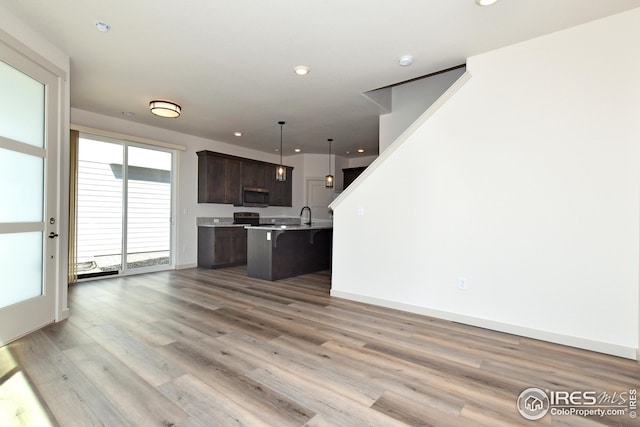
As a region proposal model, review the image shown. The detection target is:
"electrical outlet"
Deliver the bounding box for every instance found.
[458,277,468,290]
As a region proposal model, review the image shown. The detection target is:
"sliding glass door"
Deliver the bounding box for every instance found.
[75,134,174,278]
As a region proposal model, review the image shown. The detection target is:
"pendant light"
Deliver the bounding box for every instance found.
[325,138,334,188]
[276,121,286,181]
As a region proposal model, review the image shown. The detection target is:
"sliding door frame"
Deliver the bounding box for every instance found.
[72,127,184,279]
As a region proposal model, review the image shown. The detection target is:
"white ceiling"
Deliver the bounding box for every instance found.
[2,0,638,157]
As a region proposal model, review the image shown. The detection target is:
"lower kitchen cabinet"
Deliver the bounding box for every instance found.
[197,226,247,268]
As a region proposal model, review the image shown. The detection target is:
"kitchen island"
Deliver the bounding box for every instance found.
[246,224,332,281]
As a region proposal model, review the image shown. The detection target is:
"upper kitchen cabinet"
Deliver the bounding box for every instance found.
[198,151,242,204]
[197,150,293,206]
[242,160,266,189]
[343,166,367,190]
[266,165,293,207]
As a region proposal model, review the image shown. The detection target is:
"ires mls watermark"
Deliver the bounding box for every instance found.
[517,387,637,421]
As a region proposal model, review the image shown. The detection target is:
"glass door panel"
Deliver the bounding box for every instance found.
[0,232,43,309]
[0,60,44,148]
[0,147,43,222]
[76,138,123,276]
[126,146,172,270]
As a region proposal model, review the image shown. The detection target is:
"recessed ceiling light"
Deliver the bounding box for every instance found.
[475,0,498,6]
[357,149,365,153]
[398,55,413,67]
[294,65,310,76]
[294,148,301,153]
[234,132,242,137]
[95,21,110,32]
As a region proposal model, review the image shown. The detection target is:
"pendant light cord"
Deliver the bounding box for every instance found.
[328,138,332,174]
[279,121,285,165]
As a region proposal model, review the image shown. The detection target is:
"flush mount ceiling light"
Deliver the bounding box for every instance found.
[398,55,413,67]
[234,132,242,137]
[325,138,334,189]
[276,121,287,181]
[149,100,181,118]
[475,0,499,6]
[293,65,310,76]
[95,21,110,32]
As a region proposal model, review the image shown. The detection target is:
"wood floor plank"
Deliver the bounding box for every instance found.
[159,374,275,427]
[217,331,383,406]
[85,323,184,387]
[63,343,189,426]
[371,391,482,427]
[155,336,314,426]
[247,366,408,427]
[7,333,131,427]
[3,266,638,426]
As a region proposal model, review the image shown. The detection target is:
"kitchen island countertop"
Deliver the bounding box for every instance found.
[245,223,332,231]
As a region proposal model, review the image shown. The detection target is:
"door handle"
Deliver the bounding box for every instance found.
[48,232,59,239]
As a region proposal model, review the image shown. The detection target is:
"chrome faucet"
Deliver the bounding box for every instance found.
[300,206,312,226]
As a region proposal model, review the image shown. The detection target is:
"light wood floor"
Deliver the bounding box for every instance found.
[3,266,639,426]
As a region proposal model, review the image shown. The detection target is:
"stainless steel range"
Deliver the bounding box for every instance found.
[233,212,260,226]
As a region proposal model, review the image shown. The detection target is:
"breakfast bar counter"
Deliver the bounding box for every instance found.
[246,224,332,281]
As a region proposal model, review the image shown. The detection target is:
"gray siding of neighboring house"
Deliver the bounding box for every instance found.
[76,161,170,262]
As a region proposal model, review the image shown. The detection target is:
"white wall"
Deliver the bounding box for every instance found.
[347,155,377,169]
[379,67,466,153]
[331,8,640,359]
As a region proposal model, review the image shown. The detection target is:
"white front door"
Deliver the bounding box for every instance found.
[0,43,59,344]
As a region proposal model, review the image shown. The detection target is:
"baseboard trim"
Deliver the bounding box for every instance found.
[176,263,197,270]
[330,290,636,360]
[56,308,70,322]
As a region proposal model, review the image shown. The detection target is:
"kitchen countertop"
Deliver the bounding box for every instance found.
[198,223,333,230]
[198,223,246,228]
[245,224,332,231]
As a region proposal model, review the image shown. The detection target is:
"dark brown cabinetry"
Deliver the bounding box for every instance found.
[197,150,293,206]
[343,166,367,190]
[247,227,332,281]
[198,152,242,204]
[242,161,266,189]
[266,165,293,206]
[197,226,247,268]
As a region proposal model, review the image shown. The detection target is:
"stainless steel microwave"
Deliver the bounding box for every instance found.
[242,187,269,207]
